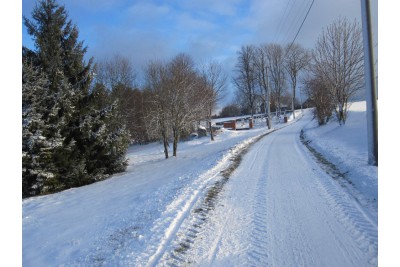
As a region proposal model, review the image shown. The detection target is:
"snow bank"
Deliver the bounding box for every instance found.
[302,101,378,214]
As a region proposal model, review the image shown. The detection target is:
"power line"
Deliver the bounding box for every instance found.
[286,0,312,43]
[274,0,294,43]
[281,0,311,45]
[279,0,304,44]
[287,0,315,50]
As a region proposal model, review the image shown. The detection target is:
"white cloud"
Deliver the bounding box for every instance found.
[173,0,244,17]
[126,2,171,19]
[175,12,217,32]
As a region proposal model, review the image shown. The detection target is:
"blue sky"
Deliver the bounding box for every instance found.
[22,0,378,104]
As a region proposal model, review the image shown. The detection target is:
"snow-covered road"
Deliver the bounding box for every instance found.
[173,113,378,266]
[23,108,377,266]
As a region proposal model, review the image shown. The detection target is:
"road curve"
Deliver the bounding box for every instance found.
[183,112,377,266]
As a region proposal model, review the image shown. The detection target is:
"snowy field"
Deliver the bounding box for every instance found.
[22,103,378,266]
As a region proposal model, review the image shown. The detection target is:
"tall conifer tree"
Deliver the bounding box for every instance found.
[24,0,92,90]
[23,0,129,197]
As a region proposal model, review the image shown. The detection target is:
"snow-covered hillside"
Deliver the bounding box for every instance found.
[22,103,377,266]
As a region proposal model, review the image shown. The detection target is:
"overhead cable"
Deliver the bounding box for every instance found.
[287,0,315,51]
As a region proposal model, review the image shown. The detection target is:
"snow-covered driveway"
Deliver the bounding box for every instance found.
[180,113,378,266]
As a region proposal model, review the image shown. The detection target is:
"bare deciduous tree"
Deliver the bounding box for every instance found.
[94,55,140,141]
[302,74,335,125]
[284,43,311,119]
[144,54,212,158]
[168,53,201,156]
[266,43,287,118]
[233,45,257,116]
[200,60,227,141]
[313,17,364,124]
[144,60,171,158]
[254,44,272,129]
[95,54,136,90]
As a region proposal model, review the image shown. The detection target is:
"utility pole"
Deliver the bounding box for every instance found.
[360,0,378,166]
[299,86,303,112]
[265,65,272,129]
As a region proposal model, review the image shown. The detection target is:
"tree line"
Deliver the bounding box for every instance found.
[230,17,364,127]
[22,0,365,197]
[232,42,310,129]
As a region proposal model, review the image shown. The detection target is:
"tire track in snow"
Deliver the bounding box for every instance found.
[138,133,270,266]
[264,131,317,266]
[308,164,378,265]
[244,137,271,266]
[141,168,222,267]
[163,112,376,266]
[195,132,273,267]
[152,128,283,266]
[157,119,298,266]
[242,114,375,266]
[158,112,377,266]
[299,128,378,265]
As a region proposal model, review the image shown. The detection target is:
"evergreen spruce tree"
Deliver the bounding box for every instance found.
[23,0,92,90]
[22,61,75,196]
[23,0,130,197]
[22,61,52,197]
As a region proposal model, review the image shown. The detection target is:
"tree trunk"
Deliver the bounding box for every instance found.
[266,89,271,129]
[209,121,214,141]
[172,127,179,157]
[209,107,214,141]
[292,94,295,119]
[162,130,169,159]
[340,111,345,125]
